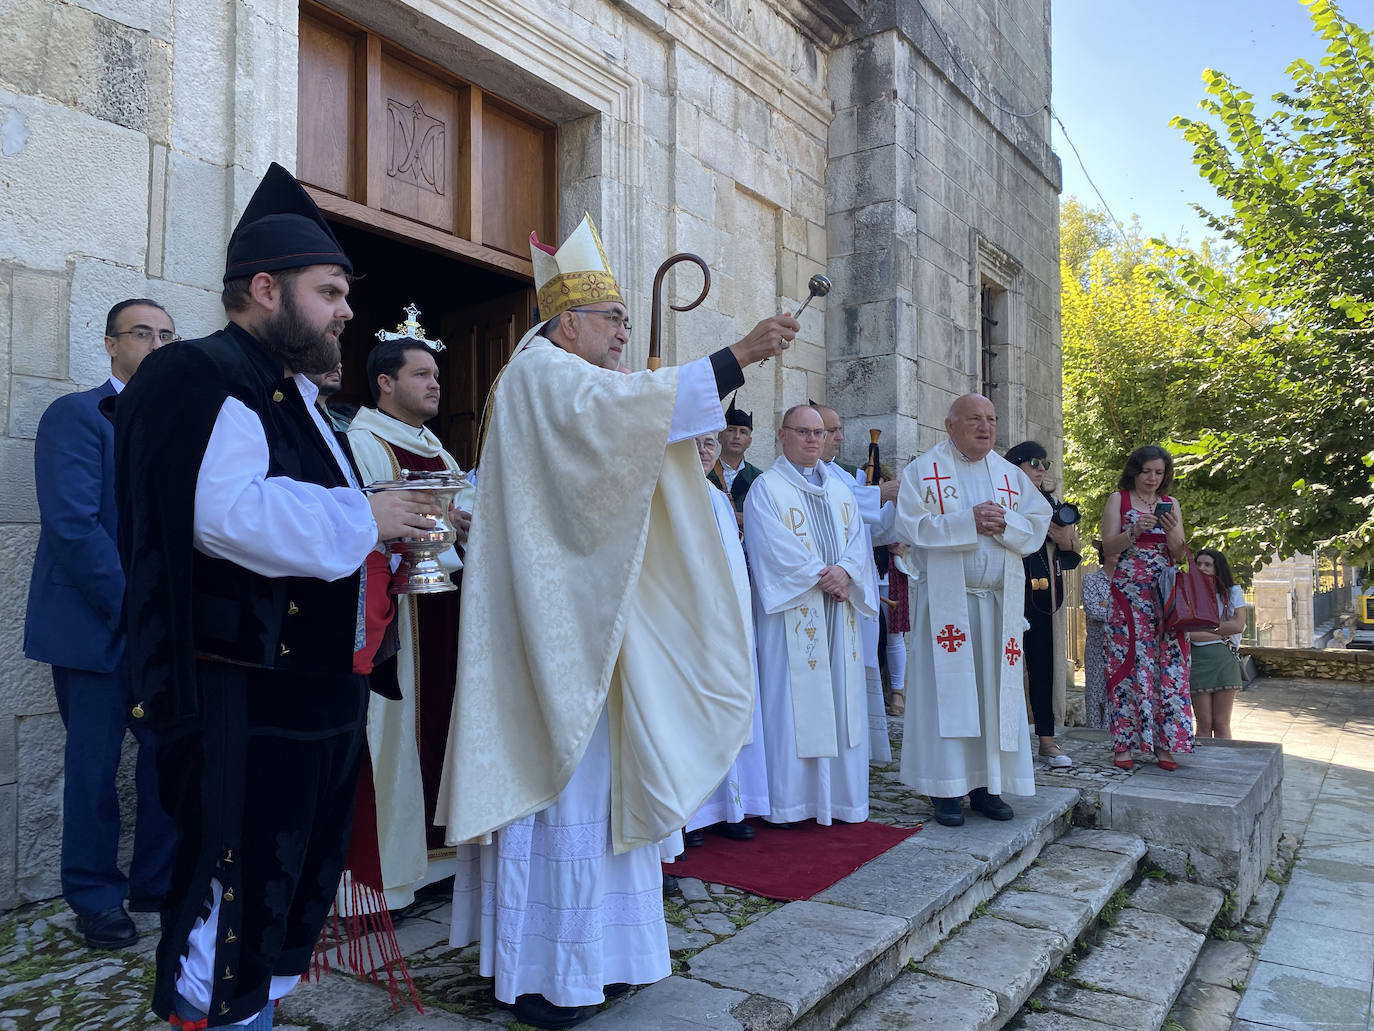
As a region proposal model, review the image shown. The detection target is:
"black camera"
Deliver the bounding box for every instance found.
[1050,499,1080,527]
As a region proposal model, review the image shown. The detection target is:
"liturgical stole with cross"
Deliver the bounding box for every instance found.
[755,469,867,758]
[912,444,1028,752]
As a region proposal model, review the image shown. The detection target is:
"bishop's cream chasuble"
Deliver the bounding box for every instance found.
[902,440,1051,750]
[435,337,753,854]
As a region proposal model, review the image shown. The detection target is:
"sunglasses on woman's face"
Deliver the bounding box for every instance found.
[1027,458,1052,470]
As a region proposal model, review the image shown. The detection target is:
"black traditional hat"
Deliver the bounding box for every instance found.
[725,392,753,429]
[223,162,352,283]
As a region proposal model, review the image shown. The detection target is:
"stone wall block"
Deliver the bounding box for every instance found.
[0,714,15,788]
[0,527,46,716]
[671,47,714,112]
[41,3,152,133]
[170,0,234,166]
[79,0,173,36]
[673,151,716,221]
[10,267,69,380]
[0,0,52,95]
[826,147,897,214]
[0,88,149,271]
[0,441,38,524]
[8,376,76,441]
[828,106,858,160]
[230,4,298,175]
[623,22,668,88]
[162,151,232,291]
[0,266,10,432]
[735,145,790,210]
[640,86,671,146]
[15,711,62,903]
[697,114,739,181]
[0,782,15,911]
[827,353,896,416]
[145,38,173,145]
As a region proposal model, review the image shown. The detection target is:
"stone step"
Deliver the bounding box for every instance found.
[584,787,1081,1031]
[838,827,1147,1031]
[1008,876,1223,1031]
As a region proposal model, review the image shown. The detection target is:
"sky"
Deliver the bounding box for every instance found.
[1050,0,1358,244]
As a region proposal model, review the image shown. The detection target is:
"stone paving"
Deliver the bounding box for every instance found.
[2,678,1367,1030]
[1226,677,1374,1031]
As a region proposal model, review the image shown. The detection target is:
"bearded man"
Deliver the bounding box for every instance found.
[114,163,438,1028]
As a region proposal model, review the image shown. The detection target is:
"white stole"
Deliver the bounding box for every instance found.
[910,446,1028,751]
[754,467,866,757]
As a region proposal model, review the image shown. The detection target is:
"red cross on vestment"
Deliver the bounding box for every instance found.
[997,473,1019,508]
[936,624,967,653]
[923,463,952,514]
[1005,637,1022,666]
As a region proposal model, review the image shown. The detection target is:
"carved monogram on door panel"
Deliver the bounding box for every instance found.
[386,98,446,196]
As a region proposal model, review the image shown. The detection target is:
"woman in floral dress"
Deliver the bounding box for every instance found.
[1101,446,1193,770]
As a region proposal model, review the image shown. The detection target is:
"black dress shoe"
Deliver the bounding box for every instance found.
[765,820,798,829]
[603,982,632,998]
[931,797,965,827]
[968,788,1014,821]
[76,905,138,949]
[127,895,165,913]
[683,829,706,847]
[714,821,755,841]
[512,993,593,1029]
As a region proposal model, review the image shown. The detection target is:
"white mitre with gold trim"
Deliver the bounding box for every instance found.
[530,213,624,323]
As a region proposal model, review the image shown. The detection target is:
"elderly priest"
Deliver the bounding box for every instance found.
[894,394,1050,827]
[436,214,796,1030]
[743,404,878,826]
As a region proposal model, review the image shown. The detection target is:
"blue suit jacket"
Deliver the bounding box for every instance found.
[24,380,126,673]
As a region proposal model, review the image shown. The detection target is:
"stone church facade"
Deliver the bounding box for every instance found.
[0,0,1060,908]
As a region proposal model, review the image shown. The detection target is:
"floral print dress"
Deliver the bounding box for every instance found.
[1104,495,1194,754]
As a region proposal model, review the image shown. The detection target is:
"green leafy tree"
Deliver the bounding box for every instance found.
[1158,0,1374,567]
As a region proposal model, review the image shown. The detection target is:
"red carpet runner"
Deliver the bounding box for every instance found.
[664,818,921,901]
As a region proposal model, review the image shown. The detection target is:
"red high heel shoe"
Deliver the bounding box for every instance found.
[1113,752,1134,771]
[1155,753,1179,772]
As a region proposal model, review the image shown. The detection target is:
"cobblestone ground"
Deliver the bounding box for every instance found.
[0,712,1123,1030]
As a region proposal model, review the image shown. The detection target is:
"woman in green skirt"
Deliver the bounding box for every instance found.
[1187,548,1248,739]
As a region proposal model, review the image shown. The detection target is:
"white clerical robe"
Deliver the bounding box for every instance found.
[346,406,464,909]
[686,485,770,830]
[894,440,1050,798]
[836,462,897,762]
[743,457,878,824]
[444,337,752,1007]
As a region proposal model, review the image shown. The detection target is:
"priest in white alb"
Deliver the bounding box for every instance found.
[435,214,797,1030]
[811,402,900,761]
[682,433,770,846]
[346,316,469,912]
[894,394,1051,827]
[743,405,878,826]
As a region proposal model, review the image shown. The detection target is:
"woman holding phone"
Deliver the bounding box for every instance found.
[1187,548,1248,739]
[1101,446,1194,770]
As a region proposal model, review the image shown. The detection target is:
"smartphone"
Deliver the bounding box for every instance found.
[1154,501,1173,518]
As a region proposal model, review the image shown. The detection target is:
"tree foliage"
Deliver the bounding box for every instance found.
[1157,0,1374,568]
[1062,0,1374,577]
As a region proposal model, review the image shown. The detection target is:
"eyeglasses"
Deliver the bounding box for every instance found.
[111,326,179,345]
[782,426,827,439]
[572,308,632,334]
[1027,458,1052,470]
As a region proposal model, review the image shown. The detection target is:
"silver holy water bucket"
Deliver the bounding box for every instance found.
[364,468,471,594]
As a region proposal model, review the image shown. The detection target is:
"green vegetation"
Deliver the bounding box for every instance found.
[1062,0,1374,572]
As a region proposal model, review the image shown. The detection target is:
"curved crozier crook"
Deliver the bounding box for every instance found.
[648,252,711,371]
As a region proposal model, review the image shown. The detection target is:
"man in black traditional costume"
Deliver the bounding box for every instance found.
[114,162,439,1029]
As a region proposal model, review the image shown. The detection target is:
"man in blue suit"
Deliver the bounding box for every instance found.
[25,298,180,948]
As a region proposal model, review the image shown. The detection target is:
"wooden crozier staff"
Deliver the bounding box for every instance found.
[648,253,711,371]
